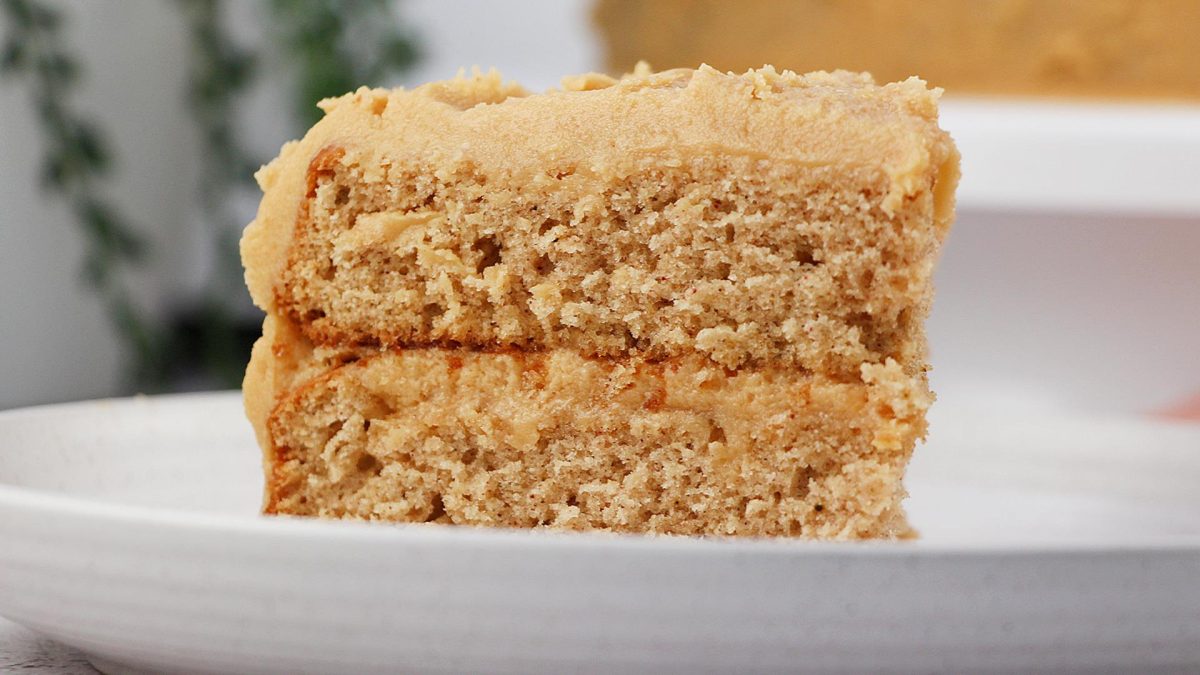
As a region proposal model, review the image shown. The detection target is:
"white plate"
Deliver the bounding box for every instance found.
[927,100,1200,417]
[942,99,1200,216]
[0,393,1197,674]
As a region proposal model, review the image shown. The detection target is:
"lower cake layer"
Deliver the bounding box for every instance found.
[246,319,931,539]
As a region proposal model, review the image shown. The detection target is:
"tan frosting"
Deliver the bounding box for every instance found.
[241,65,953,313]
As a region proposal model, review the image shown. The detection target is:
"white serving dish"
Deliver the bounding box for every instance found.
[0,392,1197,674]
[930,99,1200,415]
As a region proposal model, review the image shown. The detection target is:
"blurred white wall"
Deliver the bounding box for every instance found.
[0,1,198,408]
[403,0,599,91]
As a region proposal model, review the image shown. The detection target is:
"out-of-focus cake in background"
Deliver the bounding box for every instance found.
[594,0,1200,100]
[241,65,959,539]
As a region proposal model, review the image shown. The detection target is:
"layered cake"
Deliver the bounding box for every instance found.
[242,65,959,539]
[595,0,1200,100]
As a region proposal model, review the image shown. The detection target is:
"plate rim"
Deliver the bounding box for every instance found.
[2,392,1199,556]
[3,481,1199,557]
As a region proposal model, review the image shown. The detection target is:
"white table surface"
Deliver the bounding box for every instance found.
[0,617,96,673]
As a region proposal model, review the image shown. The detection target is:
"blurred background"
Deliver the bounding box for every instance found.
[1,0,1198,417]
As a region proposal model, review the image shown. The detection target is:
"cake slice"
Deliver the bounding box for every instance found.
[242,65,959,539]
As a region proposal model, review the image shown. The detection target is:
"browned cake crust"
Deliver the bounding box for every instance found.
[242,65,959,539]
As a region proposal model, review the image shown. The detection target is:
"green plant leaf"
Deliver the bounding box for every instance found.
[81,249,107,286]
[38,51,77,84]
[39,151,69,189]
[0,38,25,73]
[381,34,419,71]
[79,198,145,261]
[223,50,255,88]
[26,1,59,30]
[73,122,109,170]
[3,0,36,29]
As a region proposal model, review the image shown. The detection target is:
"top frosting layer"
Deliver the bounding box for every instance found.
[243,65,957,312]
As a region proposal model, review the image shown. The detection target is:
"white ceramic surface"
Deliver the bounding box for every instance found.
[927,100,1200,416]
[941,99,1200,216]
[0,393,1198,674]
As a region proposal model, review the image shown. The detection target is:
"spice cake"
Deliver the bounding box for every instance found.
[241,65,959,539]
[595,0,1200,101]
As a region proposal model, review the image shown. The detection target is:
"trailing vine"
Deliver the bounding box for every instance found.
[176,0,262,388]
[1,0,166,388]
[267,0,420,128]
[1,0,420,391]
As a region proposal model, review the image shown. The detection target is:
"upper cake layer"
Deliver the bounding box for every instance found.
[243,66,959,375]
